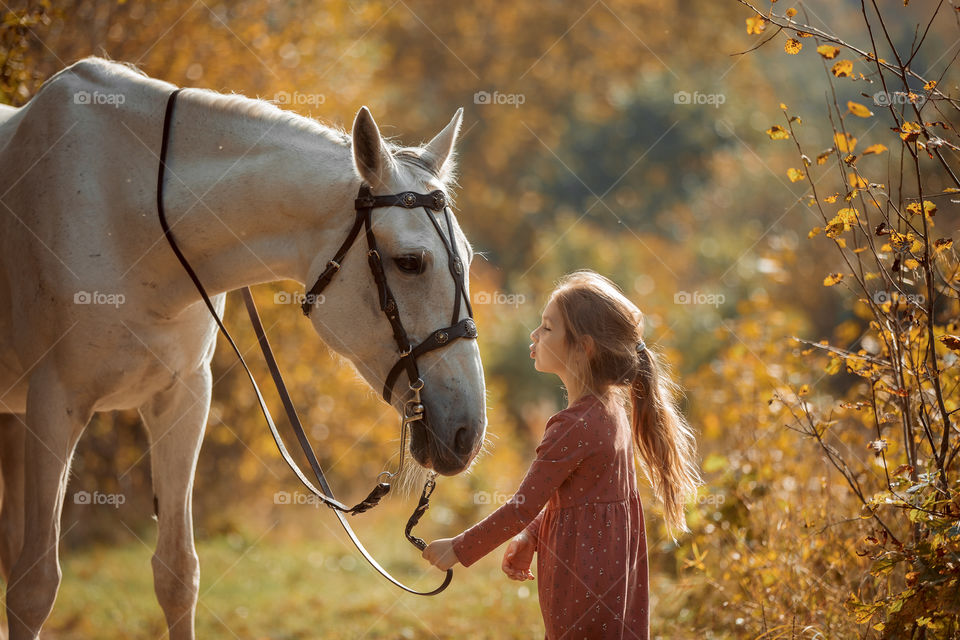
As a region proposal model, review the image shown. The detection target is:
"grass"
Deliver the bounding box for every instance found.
[0,503,547,639]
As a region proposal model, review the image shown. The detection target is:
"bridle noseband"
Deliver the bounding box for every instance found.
[155,88,477,596]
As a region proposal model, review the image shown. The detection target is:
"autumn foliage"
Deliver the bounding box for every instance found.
[2,0,960,637]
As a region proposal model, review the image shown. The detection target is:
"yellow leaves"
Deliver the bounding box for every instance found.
[779,102,788,111]
[847,101,873,118]
[826,207,859,238]
[825,356,843,375]
[785,38,802,54]
[684,541,709,572]
[834,132,857,153]
[824,194,839,203]
[934,237,953,255]
[808,226,822,238]
[798,383,810,395]
[826,218,850,238]
[924,80,937,91]
[832,59,854,77]
[889,231,922,253]
[940,335,960,352]
[903,258,920,270]
[785,7,798,18]
[849,173,868,188]
[746,15,767,34]
[862,143,888,155]
[787,167,805,182]
[817,44,840,59]
[816,149,833,164]
[824,273,844,286]
[766,125,790,140]
[906,200,937,217]
[899,121,923,142]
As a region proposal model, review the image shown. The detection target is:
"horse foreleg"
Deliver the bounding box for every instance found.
[5,365,91,640]
[139,367,211,640]
[0,413,25,582]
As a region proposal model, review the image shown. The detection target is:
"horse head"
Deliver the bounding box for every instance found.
[305,106,486,476]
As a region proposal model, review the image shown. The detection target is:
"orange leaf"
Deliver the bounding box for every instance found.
[940,335,960,352]
[848,101,873,118]
[832,60,854,77]
[746,15,767,34]
[817,45,840,59]
[766,125,790,140]
[899,121,922,142]
[906,200,937,217]
[834,132,857,153]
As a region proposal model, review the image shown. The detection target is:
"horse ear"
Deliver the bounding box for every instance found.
[422,108,463,179]
[352,106,392,188]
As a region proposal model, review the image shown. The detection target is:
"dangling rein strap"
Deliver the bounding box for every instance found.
[156,87,451,595]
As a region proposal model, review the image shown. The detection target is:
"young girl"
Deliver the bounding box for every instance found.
[423,270,702,639]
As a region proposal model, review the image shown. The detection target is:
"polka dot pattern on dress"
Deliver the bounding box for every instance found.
[451,394,650,639]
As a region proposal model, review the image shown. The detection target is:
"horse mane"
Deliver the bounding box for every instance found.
[185,87,352,145]
[186,89,457,194]
[64,57,458,198]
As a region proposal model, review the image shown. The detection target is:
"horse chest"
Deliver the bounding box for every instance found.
[87,316,218,412]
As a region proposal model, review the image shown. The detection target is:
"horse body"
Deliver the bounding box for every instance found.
[0,57,484,639]
[0,60,225,414]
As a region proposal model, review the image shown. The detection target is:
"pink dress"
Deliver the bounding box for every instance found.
[452,394,650,639]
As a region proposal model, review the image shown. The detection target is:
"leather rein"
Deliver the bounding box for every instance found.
[155,88,477,595]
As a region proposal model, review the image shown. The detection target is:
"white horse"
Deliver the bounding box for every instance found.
[0,57,486,639]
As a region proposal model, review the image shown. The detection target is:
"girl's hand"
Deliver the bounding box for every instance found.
[501,532,535,581]
[422,538,460,571]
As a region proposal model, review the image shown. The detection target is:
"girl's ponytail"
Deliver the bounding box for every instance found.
[551,270,703,540]
[631,341,701,541]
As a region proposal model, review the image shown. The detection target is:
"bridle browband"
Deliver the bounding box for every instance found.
[155,87,477,595]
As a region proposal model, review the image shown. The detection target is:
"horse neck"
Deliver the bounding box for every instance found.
[156,93,358,310]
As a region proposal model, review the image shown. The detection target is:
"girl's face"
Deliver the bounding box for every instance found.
[529,298,572,377]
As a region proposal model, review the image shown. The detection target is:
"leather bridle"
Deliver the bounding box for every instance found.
[301,182,478,404]
[155,88,477,595]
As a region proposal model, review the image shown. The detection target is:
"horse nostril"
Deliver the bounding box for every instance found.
[454,427,471,456]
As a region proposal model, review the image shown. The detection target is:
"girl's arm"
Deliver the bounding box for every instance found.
[450,413,589,567]
[521,509,546,552]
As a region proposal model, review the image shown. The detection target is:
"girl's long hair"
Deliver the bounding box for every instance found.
[551,270,702,539]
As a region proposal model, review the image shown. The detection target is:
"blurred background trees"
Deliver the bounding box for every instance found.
[1,0,959,636]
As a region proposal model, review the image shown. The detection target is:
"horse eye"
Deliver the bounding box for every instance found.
[394,253,425,275]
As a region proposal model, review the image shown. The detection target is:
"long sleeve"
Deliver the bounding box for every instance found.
[523,508,546,552]
[452,413,589,567]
